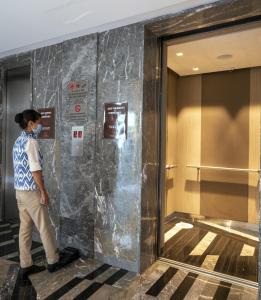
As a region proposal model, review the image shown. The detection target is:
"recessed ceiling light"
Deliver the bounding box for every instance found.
[193,67,199,71]
[176,52,184,57]
[217,54,233,60]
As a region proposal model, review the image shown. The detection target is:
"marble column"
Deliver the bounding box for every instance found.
[59,34,97,257]
[95,24,144,272]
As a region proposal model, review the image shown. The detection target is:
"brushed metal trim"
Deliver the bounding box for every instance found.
[158,257,258,289]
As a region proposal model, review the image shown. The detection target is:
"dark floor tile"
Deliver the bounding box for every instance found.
[146,267,178,296]
[170,272,198,300]
[103,269,129,285]
[74,282,103,300]
[212,281,232,300]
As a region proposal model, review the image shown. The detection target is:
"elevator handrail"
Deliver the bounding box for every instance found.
[186,165,260,173]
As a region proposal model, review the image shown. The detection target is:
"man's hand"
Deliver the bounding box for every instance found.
[32,170,49,206]
[40,190,49,206]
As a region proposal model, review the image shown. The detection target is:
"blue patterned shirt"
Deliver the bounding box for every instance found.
[12,131,43,191]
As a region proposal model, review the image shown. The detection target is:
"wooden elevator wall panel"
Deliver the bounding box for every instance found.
[166,69,177,216]
[173,75,201,215]
[248,68,261,224]
[200,69,250,222]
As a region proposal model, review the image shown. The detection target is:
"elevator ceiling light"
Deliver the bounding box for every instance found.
[176,222,193,229]
[176,52,184,57]
[217,54,233,60]
[193,67,199,71]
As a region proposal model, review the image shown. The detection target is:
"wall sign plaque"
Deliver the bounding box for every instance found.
[66,81,88,101]
[38,108,55,139]
[103,102,128,139]
[64,80,88,123]
[65,103,87,122]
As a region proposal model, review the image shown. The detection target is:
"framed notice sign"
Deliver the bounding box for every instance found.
[38,108,55,139]
[103,102,128,139]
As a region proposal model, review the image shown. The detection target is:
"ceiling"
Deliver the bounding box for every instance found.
[0,0,215,59]
[168,26,261,76]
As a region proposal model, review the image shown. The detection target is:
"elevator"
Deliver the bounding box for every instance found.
[3,66,31,221]
[160,23,261,284]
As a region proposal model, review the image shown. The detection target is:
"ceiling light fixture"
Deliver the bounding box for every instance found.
[193,67,199,71]
[176,52,184,57]
[217,54,233,60]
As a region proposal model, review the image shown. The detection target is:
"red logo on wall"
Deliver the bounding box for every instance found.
[68,82,80,91]
[75,105,81,113]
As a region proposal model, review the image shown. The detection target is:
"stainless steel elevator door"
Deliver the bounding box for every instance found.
[4,66,31,220]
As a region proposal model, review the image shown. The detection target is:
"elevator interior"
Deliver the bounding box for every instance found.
[161,23,261,283]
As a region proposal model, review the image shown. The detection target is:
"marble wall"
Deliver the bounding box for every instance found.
[94,24,144,272]
[59,34,97,257]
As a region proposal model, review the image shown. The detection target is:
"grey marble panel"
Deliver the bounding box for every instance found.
[60,34,97,257]
[32,44,63,243]
[146,0,261,37]
[95,24,144,273]
[140,28,159,273]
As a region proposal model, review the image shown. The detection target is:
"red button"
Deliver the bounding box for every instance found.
[75,105,81,113]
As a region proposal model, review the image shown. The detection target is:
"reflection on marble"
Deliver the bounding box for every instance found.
[95,24,144,273]
[60,34,97,257]
[32,44,63,243]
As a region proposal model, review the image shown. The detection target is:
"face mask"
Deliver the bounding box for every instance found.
[32,124,43,136]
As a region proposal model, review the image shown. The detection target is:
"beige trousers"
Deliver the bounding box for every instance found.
[16,190,59,268]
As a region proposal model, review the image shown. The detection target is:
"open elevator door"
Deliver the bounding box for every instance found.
[159,23,261,284]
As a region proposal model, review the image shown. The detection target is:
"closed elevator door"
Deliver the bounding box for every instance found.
[4,66,31,220]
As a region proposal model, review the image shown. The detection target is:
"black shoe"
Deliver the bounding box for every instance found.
[47,248,79,273]
[20,264,46,280]
[47,261,60,273]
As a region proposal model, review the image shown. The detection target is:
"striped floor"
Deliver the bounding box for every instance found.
[0,219,45,263]
[0,219,258,299]
[162,218,259,282]
[132,261,258,300]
